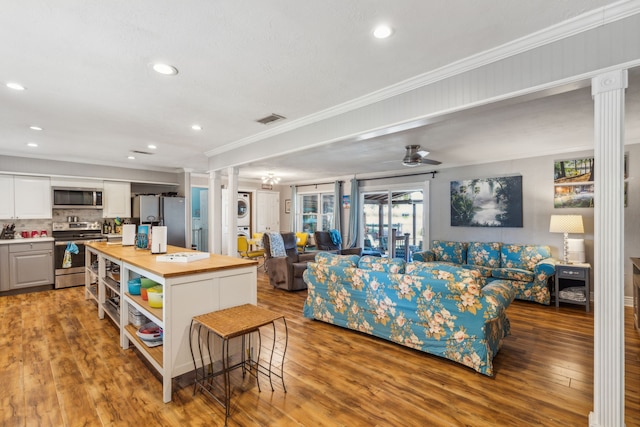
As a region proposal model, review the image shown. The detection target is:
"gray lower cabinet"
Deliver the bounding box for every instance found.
[0,245,8,291]
[7,241,54,290]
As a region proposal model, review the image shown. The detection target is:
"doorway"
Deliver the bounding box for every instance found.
[361,185,427,260]
[191,186,209,251]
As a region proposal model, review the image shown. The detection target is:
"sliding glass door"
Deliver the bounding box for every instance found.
[361,186,427,260]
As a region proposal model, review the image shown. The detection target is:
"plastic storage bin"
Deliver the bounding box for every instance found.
[128,305,148,327]
[147,286,163,308]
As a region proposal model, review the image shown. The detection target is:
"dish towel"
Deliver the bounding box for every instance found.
[62,242,79,268]
[267,232,287,257]
[329,229,342,246]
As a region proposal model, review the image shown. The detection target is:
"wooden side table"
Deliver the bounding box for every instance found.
[555,263,591,312]
[190,304,287,426]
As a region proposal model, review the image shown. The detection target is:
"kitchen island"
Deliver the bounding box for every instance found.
[85,241,258,402]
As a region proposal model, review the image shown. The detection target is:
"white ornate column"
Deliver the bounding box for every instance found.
[209,170,222,254]
[183,169,193,249]
[226,167,239,256]
[590,69,627,427]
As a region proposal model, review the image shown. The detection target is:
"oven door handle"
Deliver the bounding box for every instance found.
[54,239,105,246]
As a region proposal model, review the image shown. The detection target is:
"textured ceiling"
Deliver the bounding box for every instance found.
[0,0,632,181]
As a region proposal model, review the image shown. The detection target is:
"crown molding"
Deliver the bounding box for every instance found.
[206,0,640,158]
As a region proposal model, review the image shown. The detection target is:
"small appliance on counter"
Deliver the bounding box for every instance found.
[122,224,136,246]
[151,226,167,254]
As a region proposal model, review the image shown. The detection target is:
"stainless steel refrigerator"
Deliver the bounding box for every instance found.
[133,195,186,247]
[160,196,186,247]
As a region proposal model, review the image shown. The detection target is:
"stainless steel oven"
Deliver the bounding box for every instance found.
[52,222,104,289]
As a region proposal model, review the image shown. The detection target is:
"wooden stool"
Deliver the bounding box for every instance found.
[190,304,287,426]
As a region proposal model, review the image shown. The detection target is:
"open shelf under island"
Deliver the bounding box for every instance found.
[85,241,258,402]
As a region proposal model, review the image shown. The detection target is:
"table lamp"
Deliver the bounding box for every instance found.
[549,214,584,264]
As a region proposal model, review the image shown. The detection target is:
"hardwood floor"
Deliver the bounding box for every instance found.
[1,271,639,426]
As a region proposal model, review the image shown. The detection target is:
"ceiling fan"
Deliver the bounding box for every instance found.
[402,145,441,167]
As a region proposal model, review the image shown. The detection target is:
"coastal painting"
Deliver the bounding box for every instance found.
[450,176,523,227]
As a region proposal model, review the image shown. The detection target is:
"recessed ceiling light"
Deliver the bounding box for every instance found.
[191,124,202,131]
[147,144,157,149]
[373,25,393,39]
[128,155,135,160]
[27,142,38,148]
[30,126,43,131]
[6,82,26,91]
[152,63,178,75]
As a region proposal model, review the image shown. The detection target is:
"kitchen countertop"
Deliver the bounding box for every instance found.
[0,236,54,245]
[85,241,257,278]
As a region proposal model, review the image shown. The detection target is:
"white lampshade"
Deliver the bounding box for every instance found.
[549,215,584,234]
[549,214,585,264]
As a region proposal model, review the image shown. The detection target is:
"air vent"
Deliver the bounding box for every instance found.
[131,150,154,155]
[256,113,286,125]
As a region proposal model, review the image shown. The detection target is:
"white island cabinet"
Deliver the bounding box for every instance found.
[84,242,257,403]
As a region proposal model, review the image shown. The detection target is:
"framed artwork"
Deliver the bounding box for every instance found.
[553,157,595,208]
[285,199,291,214]
[553,155,628,208]
[450,175,523,227]
[342,195,350,209]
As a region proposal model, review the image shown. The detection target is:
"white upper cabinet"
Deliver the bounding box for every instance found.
[103,181,131,218]
[0,175,14,219]
[0,175,51,219]
[14,176,52,219]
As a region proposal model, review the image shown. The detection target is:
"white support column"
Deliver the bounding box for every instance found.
[210,170,222,254]
[227,167,239,256]
[589,69,627,427]
[183,169,192,249]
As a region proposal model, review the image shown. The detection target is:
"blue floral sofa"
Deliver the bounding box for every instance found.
[303,253,516,376]
[413,240,556,305]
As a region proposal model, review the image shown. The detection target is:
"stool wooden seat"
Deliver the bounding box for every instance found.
[190,304,287,426]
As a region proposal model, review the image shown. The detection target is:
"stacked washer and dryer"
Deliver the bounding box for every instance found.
[237,192,251,239]
[221,190,253,254]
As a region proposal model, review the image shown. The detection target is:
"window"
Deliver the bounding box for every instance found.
[298,193,334,233]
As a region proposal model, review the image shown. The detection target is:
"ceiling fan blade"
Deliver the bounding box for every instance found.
[420,158,441,165]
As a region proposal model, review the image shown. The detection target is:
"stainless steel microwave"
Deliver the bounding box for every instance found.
[52,188,103,209]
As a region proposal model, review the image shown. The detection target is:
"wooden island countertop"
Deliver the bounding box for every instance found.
[85,241,257,278]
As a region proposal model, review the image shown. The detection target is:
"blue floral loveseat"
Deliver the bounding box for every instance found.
[413,240,556,305]
[303,253,516,376]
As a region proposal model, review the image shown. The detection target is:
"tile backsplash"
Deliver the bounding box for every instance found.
[6,209,118,238]
[52,209,105,224]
